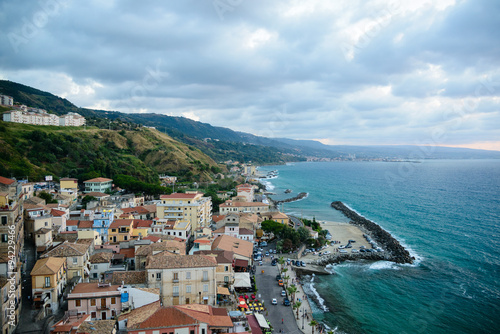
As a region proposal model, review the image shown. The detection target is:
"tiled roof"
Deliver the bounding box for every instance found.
[119,248,135,259]
[133,219,153,228]
[135,240,186,256]
[138,307,199,329]
[118,301,161,329]
[66,220,79,226]
[31,257,66,276]
[50,209,66,217]
[212,235,253,259]
[41,241,89,258]
[239,228,254,235]
[194,250,234,264]
[110,271,146,285]
[85,192,109,198]
[69,283,121,295]
[174,304,233,328]
[78,220,93,229]
[0,176,15,185]
[76,320,116,334]
[143,235,161,242]
[84,177,112,183]
[160,193,197,199]
[146,254,216,270]
[220,201,268,208]
[109,219,133,228]
[212,215,226,223]
[213,227,225,233]
[90,252,113,263]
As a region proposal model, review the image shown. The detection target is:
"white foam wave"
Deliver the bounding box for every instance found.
[308,275,329,312]
[260,180,275,191]
[368,261,401,270]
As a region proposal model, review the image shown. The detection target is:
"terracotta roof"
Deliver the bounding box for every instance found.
[78,220,93,229]
[66,220,79,226]
[90,252,113,263]
[133,219,153,228]
[213,227,225,233]
[85,192,109,198]
[135,240,186,256]
[46,203,69,209]
[220,201,268,208]
[69,282,121,295]
[160,193,197,199]
[31,257,66,276]
[118,301,161,329]
[239,228,254,235]
[194,237,212,245]
[212,215,226,223]
[109,219,133,228]
[0,176,15,185]
[174,304,233,328]
[212,235,253,259]
[50,209,66,217]
[194,250,234,264]
[119,248,135,259]
[76,320,116,334]
[146,254,216,270]
[84,177,112,183]
[110,271,146,285]
[138,307,199,329]
[41,241,89,258]
[143,235,161,242]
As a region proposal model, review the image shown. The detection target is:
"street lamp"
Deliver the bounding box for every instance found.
[302,308,304,329]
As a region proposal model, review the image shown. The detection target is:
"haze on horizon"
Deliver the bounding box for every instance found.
[1,0,499,151]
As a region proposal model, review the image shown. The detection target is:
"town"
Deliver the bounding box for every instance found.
[0,166,324,334]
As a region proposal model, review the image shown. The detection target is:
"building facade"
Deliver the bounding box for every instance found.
[157,193,212,231]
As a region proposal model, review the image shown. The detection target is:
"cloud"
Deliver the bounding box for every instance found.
[0,0,499,150]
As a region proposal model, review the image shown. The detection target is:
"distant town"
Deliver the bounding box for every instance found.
[0,94,86,126]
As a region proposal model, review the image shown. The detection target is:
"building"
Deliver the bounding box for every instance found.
[0,95,13,106]
[135,240,186,271]
[51,313,116,334]
[236,183,255,202]
[0,272,21,334]
[41,241,91,281]
[89,252,113,281]
[194,250,234,288]
[219,200,269,215]
[242,164,256,176]
[31,257,67,315]
[92,208,114,244]
[84,178,113,194]
[262,211,291,227]
[59,112,86,126]
[108,219,134,243]
[150,218,191,240]
[118,301,233,334]
[67,283,122,320]
[2,109,86,127]
[212,235,253,267]
[157,193,212,231]
[146,254,217,306]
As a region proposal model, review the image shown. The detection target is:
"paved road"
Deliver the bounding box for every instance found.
[256,244,303,334]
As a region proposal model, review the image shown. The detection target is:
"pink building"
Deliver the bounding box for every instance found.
[67,282,122,320]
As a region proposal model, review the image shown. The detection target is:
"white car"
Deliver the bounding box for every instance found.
[281,290,286,297]
[272,298,278,305]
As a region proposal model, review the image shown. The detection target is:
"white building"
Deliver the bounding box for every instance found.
[0,95,13,106]
[2,109,86,126]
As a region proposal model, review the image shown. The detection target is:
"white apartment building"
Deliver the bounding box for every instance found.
[157,193,212,231]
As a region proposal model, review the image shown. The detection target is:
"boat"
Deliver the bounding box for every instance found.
[284,189,292,193]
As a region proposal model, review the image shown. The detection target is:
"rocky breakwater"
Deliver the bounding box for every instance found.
[268,192,308,208]
[330,201,414,264]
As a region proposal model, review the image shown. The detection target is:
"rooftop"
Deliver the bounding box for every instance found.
[84,177,112,183]
[146,254,216,270]
[69,282,121,295]
[31,257,66,276]
[41,241,89,258]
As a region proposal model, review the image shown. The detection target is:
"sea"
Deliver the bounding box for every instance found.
[257,160,500,334]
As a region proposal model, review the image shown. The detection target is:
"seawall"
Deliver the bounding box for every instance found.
[268,192,308,209]
[328,201,414,264]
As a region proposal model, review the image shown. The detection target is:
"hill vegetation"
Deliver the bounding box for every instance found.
[0,121,222,184]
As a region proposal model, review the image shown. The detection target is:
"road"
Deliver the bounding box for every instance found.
[255,243,303,334]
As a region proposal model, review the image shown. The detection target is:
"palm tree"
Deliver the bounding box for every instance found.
[309,320,318,334]
[278,256,285,272]
[293,301,302,319]
[282,275,290,289]
[287,284,298,302]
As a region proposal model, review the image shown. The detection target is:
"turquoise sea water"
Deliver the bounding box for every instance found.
[258,160,500,334]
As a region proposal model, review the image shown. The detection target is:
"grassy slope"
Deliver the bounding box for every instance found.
[0,121,222,182]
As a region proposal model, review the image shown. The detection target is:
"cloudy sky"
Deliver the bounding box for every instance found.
[1,0,499,150]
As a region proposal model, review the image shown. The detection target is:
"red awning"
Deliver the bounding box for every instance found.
[246,315,263,334]
[234,259,248,267]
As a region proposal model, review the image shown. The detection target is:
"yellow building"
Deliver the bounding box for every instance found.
[31,257,67,316]
[59,178,78,191]
[157,193,212,231]
[108,219,134,243]
[262,212,291,226]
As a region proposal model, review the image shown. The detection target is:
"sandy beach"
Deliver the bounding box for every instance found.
[300,220,370,262]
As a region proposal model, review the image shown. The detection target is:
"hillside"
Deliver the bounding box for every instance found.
[0,121,222,183]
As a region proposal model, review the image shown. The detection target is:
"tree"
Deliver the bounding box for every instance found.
[297,226,310,242]
[38,191,58,204]
[294,301,302,319]
[309,320,318,334]
[287,284,298,302]
[81,195,97,209]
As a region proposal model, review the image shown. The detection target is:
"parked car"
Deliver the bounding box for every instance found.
[281,290,286,297]
[301,261,306,267]
[283,298,291,306]
[278,280,283,287]
[276,274,281,281]
[259,261,263,265]
[261,241,267,247]
[272,298,277,305]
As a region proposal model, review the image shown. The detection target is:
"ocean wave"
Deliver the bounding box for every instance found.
[260,180,275,191]
[307,275,329,312]
[368,261,402,270]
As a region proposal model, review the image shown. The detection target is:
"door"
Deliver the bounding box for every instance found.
[102,311,106,320]
[101,298,106,309]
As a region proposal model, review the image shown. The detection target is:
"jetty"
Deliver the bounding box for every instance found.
[323,201,414,264]
[267,192,308,209]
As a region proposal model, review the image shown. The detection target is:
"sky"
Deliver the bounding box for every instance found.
[1,0,499,150]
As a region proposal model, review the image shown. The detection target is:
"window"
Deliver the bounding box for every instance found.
[1,234,7,243]
[173,286,179,296]
[186,285,191,293]
[202,329,206,334]
[186,272,191,279]
[203,271,208,281]
[91,299,96,306]
[156,273,161,280]
[225,266,229,272]
[203,284,208,292]
[73,257,78,264]
[93,273,98,279]
[111,297,116,304]
[124,235,128,241]
[91,311,96,319]
[1,216,7,225]
[94,265,98,269]
[190,330,195,334]
[45,221,48,226]
[224,276,229,283]
[173,272,178,282]
[44,277,50,287]
[75,300,81,307]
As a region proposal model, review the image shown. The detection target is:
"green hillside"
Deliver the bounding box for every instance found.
[0,121,223,183]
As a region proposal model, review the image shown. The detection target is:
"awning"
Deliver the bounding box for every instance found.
[246,315,263,334]
[233,273,251,288]
[234,259,248,267]
[254,313,270,329]
[217,286,231,295]
[238,297,248,309]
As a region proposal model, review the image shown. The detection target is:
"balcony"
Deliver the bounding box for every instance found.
[163,209,183,213]
[172,292,179,297]
[96,305,109,310]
